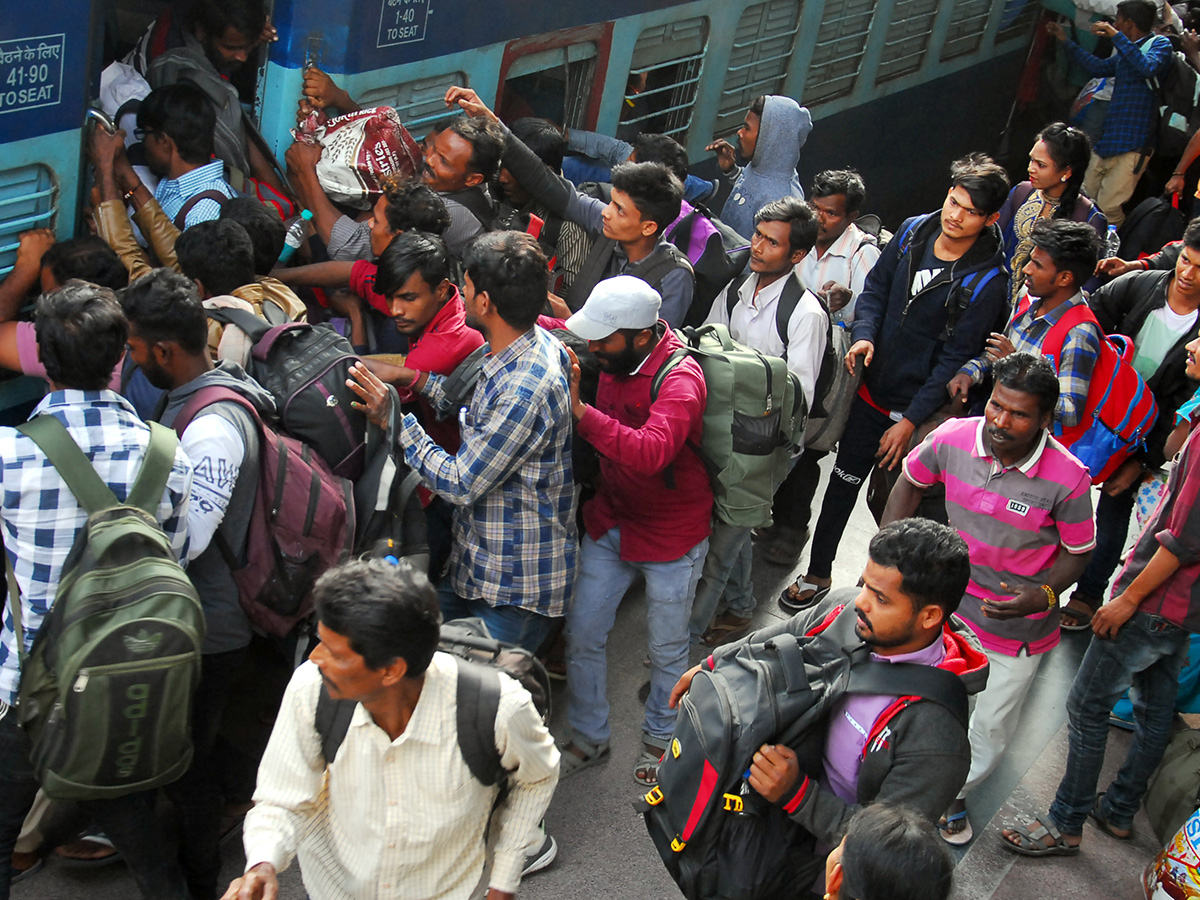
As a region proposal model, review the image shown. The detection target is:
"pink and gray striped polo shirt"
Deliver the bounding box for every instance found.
[903,417,1096,656]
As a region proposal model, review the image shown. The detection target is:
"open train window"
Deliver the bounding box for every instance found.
[803,0,876,107]
[357,72,469,140]
[995,0,1039,45]
[621,16,709,143]
[0,164,55,278]
[941,0,991,61]
[496,25,611,132]
[875,0,940,85]
[714,0,803,140]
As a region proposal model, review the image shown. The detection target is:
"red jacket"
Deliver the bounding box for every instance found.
[579,324,712,562]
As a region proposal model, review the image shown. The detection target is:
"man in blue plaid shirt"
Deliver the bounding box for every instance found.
[1048,1,1171,227]
[0,283,193,900]
[349,231,578,654]
[950,220,1102,432]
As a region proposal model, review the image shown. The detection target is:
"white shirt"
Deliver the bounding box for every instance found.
[243,655,559,900]
[794,222,881,324]
[180,412,244,562]
[706,272,829,409]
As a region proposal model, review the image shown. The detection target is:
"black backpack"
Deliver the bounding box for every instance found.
[205,308,366,480]
[671,205,751,327]
[1118,195,1186,261]
[1150,49,1200,159]
[314,618,550,787]
[640,599,967,900]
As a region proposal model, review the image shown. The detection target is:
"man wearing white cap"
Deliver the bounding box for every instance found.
[559,275,713,788]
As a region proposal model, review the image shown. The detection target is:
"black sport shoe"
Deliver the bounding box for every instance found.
[522,834,557,877]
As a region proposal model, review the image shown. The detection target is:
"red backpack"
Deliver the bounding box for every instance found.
[174,387,355,636]
[1012,295,1159,483]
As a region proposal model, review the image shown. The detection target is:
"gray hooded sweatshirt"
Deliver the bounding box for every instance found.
[160,362,276,654]
[720,95,813,239]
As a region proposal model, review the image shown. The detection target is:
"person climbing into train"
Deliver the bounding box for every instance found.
[706,94,814,240]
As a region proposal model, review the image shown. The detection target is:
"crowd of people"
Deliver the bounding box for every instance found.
[2,0,1200,898]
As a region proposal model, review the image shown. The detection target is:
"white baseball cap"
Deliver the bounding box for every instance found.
[565,276,662,341]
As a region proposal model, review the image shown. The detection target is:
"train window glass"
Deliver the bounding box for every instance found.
[622,16,710,142]
[941,0,991,60]
[0,165,55,278]
[995,0,1039,45]
[803,0,876,106]
[357,72,469,140]
[500,43,598,130]
[875,0,940,85]
[714,0,803,140]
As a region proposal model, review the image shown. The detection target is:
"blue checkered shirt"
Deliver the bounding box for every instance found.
[960,291,1102,432]
[155,159,238,229]
[400,327,578,617]
[1062,32,1172,157]
[0,391,193,704]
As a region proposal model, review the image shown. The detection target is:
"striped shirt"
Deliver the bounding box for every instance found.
[401,327,578,617]
[794,222,881,324]
[0,391,193,704]
[242,656,560,899]
[903,417,1096,656]
[154,159,237,229]
[1115,419,1200,632]
[959,291,1102,431]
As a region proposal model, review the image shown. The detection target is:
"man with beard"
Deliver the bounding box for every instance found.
[669,518,989,881]
[882,353,1095,844]
[554,276,712,787]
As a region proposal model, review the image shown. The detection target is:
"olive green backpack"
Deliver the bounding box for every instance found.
[6,416,205,799]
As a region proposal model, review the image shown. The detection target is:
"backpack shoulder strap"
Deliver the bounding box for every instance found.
[1040,303,1099,370]
[633,244,691,291]
[125,422,180,515]
[172,189,230,230]
[650,347,690,403]
[205,306,272,342]
[896,214,929,258]
[315,682,356,767]
[726,273,752,319]
[774,274,807,356]
[17,416,118,514]
[847,660,969,730]
[670,208,698,250]
[173,386,261,437]
[453,655,504,787]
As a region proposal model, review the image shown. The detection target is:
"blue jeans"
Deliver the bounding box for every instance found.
[566,528,708,746]
[688,520,754,641]
[1048,612,1190,835]
[438,585,557,654]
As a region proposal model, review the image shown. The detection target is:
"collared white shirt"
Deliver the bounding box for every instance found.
[243,655,559,900]
[706,273,828,409]
[794,222,881,324]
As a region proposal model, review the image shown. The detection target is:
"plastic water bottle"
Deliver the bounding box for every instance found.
[277,209,314,264]
[1106,224,1121,259]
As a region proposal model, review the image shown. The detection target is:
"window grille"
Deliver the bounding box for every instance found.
[996,0,1039,45]
[875,0,940,85]
[714,0,803,138]
[358,71,469,139]
[622,16,710,141]
[804,0,876,106]
[941,0,991,60]
[0,164,55,278]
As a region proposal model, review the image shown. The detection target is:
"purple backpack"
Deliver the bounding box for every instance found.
[175,387,355,637]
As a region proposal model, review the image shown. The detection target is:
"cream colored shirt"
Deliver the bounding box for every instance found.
[794,222,881,324]
[242,654,560,900]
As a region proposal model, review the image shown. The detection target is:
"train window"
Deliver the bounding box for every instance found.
[714,0,803,140]
[499,43,599,130]
[875,0,940,85]
[941,0,991,61]
[622,16,710,142]
[803,0,876,107]
[0,164,55,278]
[357,72,469,140]
[995,0,1039,45]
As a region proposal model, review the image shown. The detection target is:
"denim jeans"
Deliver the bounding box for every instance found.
[1048,612,1190,835]
[1075,485,1137,606]
[566,528,708,745]
[438,585,558,654]
[688,520,754,641]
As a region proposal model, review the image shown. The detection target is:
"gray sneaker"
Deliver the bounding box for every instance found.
[522,834,558,877]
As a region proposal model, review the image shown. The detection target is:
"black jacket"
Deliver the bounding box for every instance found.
[850,212,1009,425]
[1089,269,1200,467]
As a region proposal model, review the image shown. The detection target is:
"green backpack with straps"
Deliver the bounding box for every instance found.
[7,416,205,800]
[653,324,807,529]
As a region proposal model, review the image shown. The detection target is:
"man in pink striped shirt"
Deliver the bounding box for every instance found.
[882,352,1095,844]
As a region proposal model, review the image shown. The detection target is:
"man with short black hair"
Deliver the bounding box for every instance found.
[224,558,559,900]
[671,518,989,881]
[0,283,193,900]
[446,87,696,325]
[885,353,1095,844]
[781,154,1011,611]
[348,232,578,653]
[416,115,506,257]
[799,169,881,325]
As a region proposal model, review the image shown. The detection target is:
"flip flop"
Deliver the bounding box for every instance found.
[558,738,610,779]
[762,527,809,566]
[1089,792,1133,840]
[1060,601,1093,632]
[54,833,122,867]
[11,853,43,886]
[1000,819,1080,857]
[779,579,830,612]
[635,746,663,787]
[938,810,974,845]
